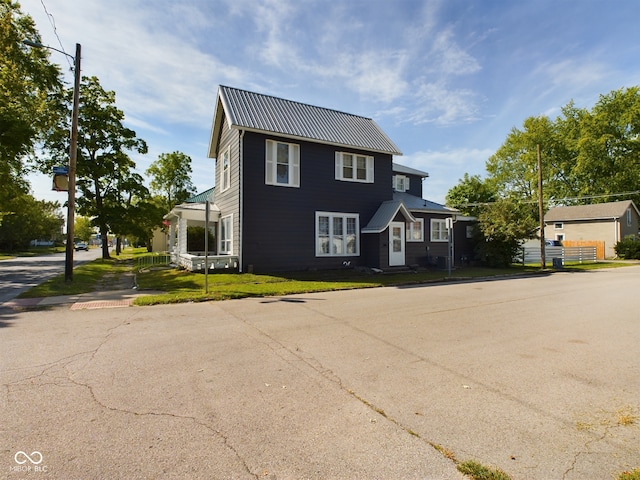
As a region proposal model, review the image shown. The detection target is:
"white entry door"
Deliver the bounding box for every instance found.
[389,222,405,266]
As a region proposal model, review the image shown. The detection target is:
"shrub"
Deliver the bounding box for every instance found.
[614,235,640,259]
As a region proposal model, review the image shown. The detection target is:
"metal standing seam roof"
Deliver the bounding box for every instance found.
[544,200,638,222]
[392,163,429,178]
[393,192,458,214]
[361,200,417,234]
[185,187,215,204]
[215,85,402,156]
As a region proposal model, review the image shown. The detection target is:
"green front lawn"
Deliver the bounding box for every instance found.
[132,265,541,305]
[15,246,633,305]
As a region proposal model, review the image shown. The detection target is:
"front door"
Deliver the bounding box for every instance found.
[389,222,405,266]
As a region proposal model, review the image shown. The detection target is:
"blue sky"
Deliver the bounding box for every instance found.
[22,0,640,205]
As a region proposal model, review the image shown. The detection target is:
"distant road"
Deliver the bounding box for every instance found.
[0,247,103,304]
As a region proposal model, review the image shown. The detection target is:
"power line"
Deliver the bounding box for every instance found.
[39,0,73,70]
[461,191,640,208]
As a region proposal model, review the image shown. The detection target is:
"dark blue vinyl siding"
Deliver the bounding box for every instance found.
[241,131,393,272]
[405,173,424,198]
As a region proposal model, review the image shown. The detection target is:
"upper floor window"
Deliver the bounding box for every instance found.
[554,222,563,230]
[627,208,632,226]
[266,140,300,187]
[335,152,374,183]
[406,219,424,242]
[430,219,448,242]
[221,146,230,192]
[393,175,410,192]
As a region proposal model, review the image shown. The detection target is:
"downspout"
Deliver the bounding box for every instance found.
[239,130,245,272]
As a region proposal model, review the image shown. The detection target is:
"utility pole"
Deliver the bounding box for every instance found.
[65,43,81,281]
[537,144,546,269]
[23,40,81,281]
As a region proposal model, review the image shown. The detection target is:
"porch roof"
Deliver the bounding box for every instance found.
[164,202,221,222]
[362,200,417,234]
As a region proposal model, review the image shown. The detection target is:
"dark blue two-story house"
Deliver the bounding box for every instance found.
[191,85,470,273]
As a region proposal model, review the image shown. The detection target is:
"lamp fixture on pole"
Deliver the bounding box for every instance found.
[24,40,81,281]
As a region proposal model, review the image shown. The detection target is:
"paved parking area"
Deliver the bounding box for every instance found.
[1,266,639,479]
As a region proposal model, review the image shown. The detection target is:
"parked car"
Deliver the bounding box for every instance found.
[75,242,89,251]
[545,239,562,246]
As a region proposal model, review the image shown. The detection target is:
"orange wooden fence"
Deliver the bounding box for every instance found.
[562,240,605,260]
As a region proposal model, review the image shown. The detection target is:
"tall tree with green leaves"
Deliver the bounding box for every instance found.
[445,173,497,218]
[0,0,62,172]
[74,216,94,242]
[572,87,640,205]
[0,195,63,250]
[146,151,196,211]
[43,76,148,259]
[0,0,64,231]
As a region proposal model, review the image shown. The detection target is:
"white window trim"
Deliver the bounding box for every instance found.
[554,222,563,230]
[265,139,300,187]
[406,218,424,242]
[335,152,374,183]
[430,219,448,242]
[219,214,233,254]
[220,146,230,192]
[393,174,410,192]
[315,211,360,257]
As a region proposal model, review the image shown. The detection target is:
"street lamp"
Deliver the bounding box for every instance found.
[24,40,81,281]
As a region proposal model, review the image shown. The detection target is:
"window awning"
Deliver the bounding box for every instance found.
[362,200,417,234]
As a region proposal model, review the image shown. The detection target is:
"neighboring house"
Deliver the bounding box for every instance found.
[173,85,469,273]
[544,200,640,258]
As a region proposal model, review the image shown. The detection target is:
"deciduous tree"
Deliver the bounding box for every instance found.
[43,76,148,259]
[146,151,196,211]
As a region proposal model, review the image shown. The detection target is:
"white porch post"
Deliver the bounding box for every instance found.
[178,217,188,254]
[168,222,175,253]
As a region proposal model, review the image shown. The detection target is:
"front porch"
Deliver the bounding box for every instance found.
[164,194,238,272]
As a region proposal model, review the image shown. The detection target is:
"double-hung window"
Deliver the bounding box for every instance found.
[220,214,233,254]
[393,175,409,192]
[430,219,448,242]
[316,212,359,256]
[335,152,374,183]
[266,140,300,187]
[220,146,230,192]
[406,218,424,242]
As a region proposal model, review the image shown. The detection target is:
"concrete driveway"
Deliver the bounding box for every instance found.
[1,266,639,479]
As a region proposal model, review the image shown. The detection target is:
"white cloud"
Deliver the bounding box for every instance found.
[399,147,494,203]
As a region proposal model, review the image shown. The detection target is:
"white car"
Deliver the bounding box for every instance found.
[75,242,89,251]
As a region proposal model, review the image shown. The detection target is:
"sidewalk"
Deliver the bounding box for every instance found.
[3,289,149,310]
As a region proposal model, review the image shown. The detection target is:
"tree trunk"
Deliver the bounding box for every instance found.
[100,225,110,259]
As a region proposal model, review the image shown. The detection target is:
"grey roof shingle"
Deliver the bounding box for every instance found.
[214,86,402,156]
[544,200,638,222]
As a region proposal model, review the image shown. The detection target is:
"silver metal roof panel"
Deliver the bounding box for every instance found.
[217,86,402,156]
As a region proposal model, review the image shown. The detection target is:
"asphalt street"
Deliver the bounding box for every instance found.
[0,248,103,303]
[1,266,639,479]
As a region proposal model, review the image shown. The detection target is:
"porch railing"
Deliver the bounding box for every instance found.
[137,253,171,270]
[172,252,239,271]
